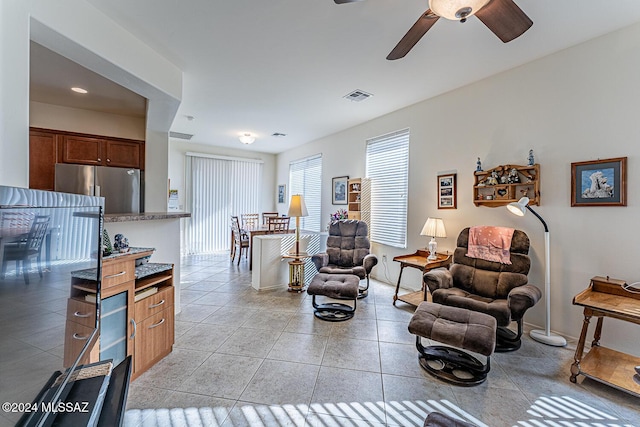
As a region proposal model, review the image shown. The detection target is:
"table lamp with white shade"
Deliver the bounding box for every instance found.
[420,217,446,261]
[287,194,309,256]
[507,197,567,347]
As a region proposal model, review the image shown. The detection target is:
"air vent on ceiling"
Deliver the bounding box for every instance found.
[272,132,287,137]
[343,89,373,102]
[169,131,194,140]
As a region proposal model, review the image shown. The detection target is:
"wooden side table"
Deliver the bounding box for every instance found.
[392,250,451,306]
[570,276,640,397]
[283,253,310,293]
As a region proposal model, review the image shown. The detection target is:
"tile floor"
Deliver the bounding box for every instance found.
[123,253,639,427]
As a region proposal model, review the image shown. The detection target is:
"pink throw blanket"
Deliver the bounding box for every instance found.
[467,226,515,264]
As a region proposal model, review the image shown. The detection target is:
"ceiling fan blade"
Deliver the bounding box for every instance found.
[475,0,532,43]
[334,0,365,3]
[387,10,440,60]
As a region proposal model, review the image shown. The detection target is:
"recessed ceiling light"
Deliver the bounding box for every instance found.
[71,87,88,94]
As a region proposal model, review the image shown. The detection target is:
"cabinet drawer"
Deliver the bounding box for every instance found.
[135,286,174,321]
[63,320,98,368]
[66,298,96,328]
[102,259,135,288]
[134,308,174,374]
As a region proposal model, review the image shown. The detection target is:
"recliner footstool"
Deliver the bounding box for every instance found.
[408,302,497,386]
[307,273,359,321]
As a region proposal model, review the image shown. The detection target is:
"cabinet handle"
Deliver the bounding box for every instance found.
[130,319,137,339]
[148,299,165,309]
[97,158,101,162]
[73,333,90,340]
[107,159,111,163]
[105,271,126,279]
[148,318,165,329]
[73,311,91,318]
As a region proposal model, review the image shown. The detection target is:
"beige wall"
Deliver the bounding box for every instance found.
[30,101,146,140]
[276,22,640,354]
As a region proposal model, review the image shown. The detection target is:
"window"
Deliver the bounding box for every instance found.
[289,154,322,232]
[366,129,410,248]
[185,153,263,253]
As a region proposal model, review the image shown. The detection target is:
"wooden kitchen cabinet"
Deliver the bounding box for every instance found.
[29,129,59,190]
[66,248,174,380]
[29,127,145,190]
[61,134,144,169]
[60,134,104,166]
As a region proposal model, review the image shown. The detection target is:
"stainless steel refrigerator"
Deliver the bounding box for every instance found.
[55,164,142,214]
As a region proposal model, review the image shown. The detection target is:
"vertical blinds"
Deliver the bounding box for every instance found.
[185,155,262,253]
[289,154,322,232]
[366,129,410,248]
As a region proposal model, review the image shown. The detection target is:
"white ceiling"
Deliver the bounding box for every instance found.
[31,0,640,153]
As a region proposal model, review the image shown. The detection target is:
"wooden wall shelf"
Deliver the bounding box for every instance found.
[473,164,540,207]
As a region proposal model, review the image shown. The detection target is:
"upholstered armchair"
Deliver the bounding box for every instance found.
[312,219,378,298]
[423,227,542,351]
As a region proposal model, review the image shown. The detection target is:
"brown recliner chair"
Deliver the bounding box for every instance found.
[423,227,542,351]
[311,219,378,298]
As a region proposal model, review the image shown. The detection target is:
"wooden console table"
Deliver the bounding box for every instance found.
[392,250,451,306]
[570,276,640,397]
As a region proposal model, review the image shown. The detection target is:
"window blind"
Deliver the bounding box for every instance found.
[289,154,322,232]
[366,129,410,248]
[185,155,262,253]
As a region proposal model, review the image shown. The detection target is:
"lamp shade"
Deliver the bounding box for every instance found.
[420,217,447,238]
[429,0,490,20]
[507,197,530,217]
[287,194,309,217]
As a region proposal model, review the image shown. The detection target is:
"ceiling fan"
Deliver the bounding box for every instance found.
[334,0,533,60]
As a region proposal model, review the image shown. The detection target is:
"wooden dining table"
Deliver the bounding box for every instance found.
[231,225,295,269]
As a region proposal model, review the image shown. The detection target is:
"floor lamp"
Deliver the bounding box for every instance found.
[287,194,309,256]
[507,197,567,347]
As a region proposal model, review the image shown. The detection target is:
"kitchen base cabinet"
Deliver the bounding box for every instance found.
[66,248,174,380]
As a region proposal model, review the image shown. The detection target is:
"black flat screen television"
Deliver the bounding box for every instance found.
[0,186,107,427]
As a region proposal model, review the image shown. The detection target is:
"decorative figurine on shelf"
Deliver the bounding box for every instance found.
[486,171,499,185]
[476,157,483,172]
[507,168,520,183]
[113,233,130,253]
[500,174,508,184]
[102,229,113,256]
[528,149,535,166]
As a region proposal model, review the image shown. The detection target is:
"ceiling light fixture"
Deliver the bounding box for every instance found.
[71,87,88,94]
[239,133,255,144]
[429,0,490,21]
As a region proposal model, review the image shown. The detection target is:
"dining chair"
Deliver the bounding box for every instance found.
[241,213,260,229]
[1,215,50,284]
[267,216,291,234]
[230,216,249,265]
[262,212,279,225]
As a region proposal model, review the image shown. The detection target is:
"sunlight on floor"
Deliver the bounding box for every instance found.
[124,395,634,427]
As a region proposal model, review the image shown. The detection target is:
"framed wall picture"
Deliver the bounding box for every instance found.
[278,184,286,204]
[332,176,349,205]
[571,157,627,206]
[438,173,457,209]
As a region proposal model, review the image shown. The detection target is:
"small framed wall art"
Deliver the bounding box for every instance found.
[278,184,286,204]
[571,157,626,207]
[332,176,349,205]
[437,173,457,209]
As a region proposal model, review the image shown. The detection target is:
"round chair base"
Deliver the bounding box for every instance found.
[313,303,355,322]
[418,345,488,386]
[495,326,522,352]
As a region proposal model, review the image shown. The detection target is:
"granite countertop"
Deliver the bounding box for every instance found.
[104,211,190,223]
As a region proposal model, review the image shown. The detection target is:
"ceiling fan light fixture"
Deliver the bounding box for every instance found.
[428,0,490,21]
[239,133,255,144]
